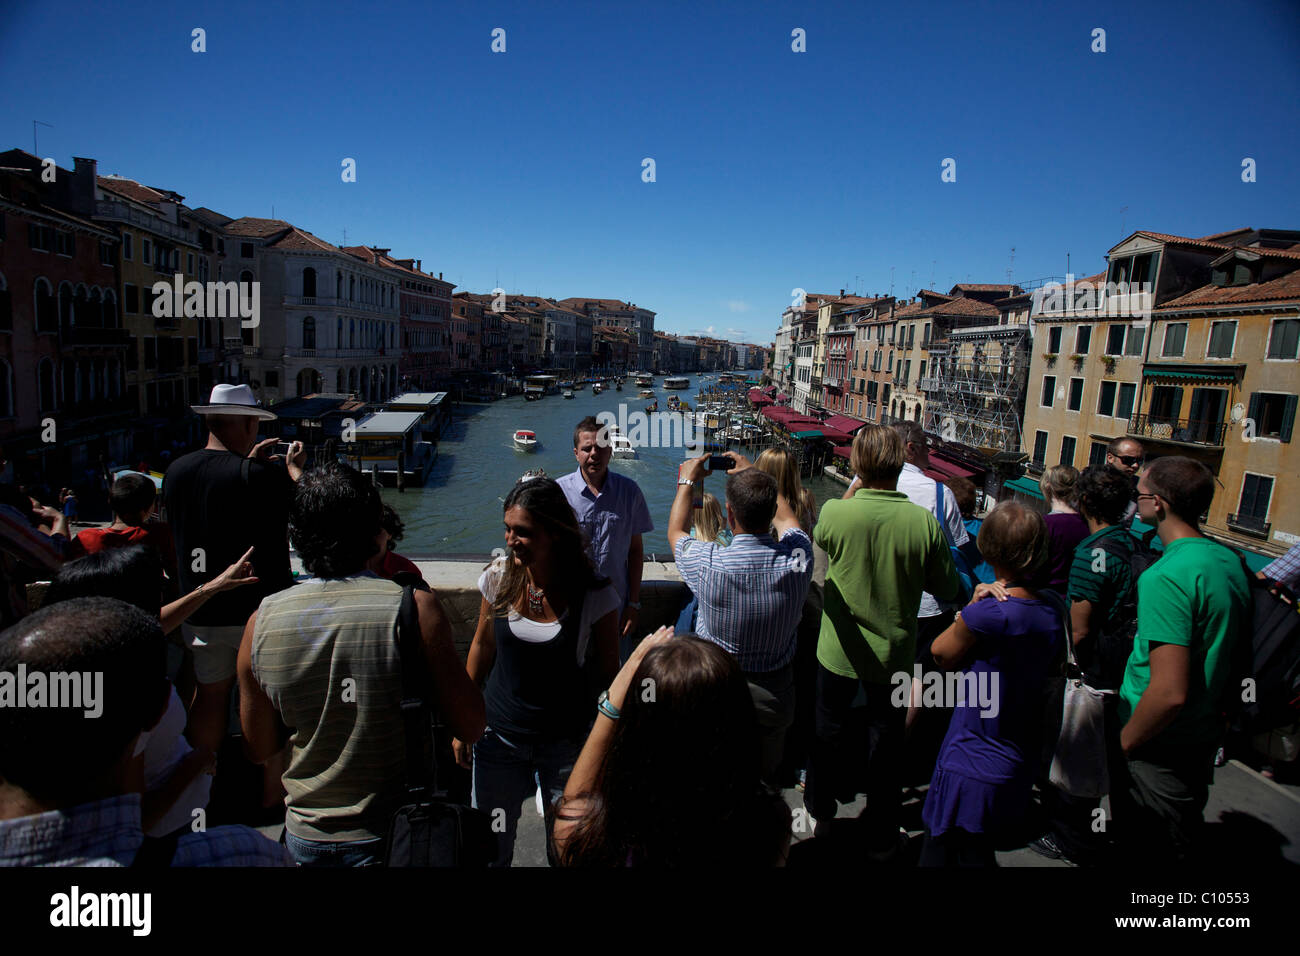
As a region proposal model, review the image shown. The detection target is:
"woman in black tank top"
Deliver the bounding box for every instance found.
[453,476,621,866]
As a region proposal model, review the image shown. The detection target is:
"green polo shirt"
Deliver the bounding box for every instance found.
[814,488,957,684]
[1118,536,1251,754]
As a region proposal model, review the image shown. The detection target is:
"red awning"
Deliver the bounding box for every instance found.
[818,428,853,442]
[929,453,978,479]
[831,445,853,459]
[823,414,867,435]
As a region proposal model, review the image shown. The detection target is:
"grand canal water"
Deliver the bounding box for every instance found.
[382,372,844,559]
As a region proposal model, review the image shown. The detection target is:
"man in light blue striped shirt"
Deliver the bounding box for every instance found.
[669,453,812,783]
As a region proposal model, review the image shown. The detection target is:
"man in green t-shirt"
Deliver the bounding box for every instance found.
[1116,456,1250,863]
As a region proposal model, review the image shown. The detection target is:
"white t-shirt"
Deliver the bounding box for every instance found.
[896,463,970,618]
[140,687,212,838]
[477,557,621,664]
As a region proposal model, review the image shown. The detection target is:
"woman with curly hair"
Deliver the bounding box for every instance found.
[552,629,791,866]
[453,474,621,866]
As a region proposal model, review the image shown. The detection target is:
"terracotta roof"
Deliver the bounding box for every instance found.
[950,283,1021,294]
[265,227,346,254]
[223,217,294,238]
[97,176,176,205]
[1198,228,1254,242]
[916,289,954,301]
[1157,267,1300,310]
[1130,231,1235,253]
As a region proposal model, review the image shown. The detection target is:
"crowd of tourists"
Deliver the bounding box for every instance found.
[0,384,1296,868]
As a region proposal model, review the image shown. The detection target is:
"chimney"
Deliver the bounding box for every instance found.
[840,288,845,296]
[416,259,422,272]
[439,272,443,280]
[71,156,97,217]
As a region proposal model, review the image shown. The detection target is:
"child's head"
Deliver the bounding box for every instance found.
[976,501,1048,582]
[694,492,726,543]
[109,473,157,524]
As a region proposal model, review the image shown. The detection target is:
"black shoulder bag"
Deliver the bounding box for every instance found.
[384,584,495,867]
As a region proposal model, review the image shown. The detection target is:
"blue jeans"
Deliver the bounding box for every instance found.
[284,830,385,867]
[471,727,582,867]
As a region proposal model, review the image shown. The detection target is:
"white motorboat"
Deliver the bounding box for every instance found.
[513,429,538,452]
[663,376,690,390]
[563,390,574,399]
[606,425,637,459]
[638,388,655,399]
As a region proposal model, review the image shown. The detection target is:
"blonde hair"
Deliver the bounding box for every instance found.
[850,424,905,486]
[694,492,727,544]
[755,448,815,532]
[1039,465,1079,508]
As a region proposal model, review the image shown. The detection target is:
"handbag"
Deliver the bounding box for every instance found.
[932,480,975,604]
[1041,589,1114,799]
[384,584,496,867]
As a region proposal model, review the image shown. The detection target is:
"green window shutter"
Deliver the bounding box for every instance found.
[1281,394,1298,443]
[1247,392,1261,430]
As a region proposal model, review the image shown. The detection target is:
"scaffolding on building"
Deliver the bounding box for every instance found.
[922,324,1031,454]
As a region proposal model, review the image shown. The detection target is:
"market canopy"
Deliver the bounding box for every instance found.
[831,445,853,459]
[822,414,867,435]
[928,453,979,480]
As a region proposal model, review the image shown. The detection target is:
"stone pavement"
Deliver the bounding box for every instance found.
[503,758,1298,867]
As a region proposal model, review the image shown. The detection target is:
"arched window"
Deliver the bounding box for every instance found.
[336,369,345,392]
[303,267,317,298]
[240,270,253,285]
[58,282,74,328]
[336,272,342,299]
[303,316,316,350]
[914,405,922,423]
[349,276,356,301]
[348,367,358,393]
[0,359,12,417]
[349,319,355,348]
[38,358,56,411]
[73,284,88,327]
[336,317,342,348]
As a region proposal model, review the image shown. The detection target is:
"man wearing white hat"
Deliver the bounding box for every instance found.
[162,384,307,771]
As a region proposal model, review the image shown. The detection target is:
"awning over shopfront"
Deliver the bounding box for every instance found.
[929,453,979,480]
[748,389,773,405]
[1003,475,1043,500]
[831,445,853,459]
[823,414,867,435]
[1142,363,1244,384]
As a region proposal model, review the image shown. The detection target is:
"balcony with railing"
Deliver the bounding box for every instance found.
[1227,513,1270,538]
[95,199,195,246]
[284,295,397,316]
[1127,415,1227,448]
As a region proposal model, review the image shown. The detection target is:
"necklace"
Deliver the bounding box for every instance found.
[526,579,546,616]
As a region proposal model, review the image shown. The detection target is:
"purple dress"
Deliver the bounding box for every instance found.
[921,596,1064,838]
[1043,512,1089,592]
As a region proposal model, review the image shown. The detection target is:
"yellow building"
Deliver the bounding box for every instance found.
[94,175,203,442]
[1139,243,1300,557]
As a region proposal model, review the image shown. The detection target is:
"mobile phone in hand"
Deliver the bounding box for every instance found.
[275,441,293,458]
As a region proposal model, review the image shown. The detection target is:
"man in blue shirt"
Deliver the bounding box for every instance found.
[557,417,654,662]
[669,452,812,785]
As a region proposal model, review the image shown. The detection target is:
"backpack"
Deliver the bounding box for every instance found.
[1084,532,1160,688]
[1226,554,1300,735]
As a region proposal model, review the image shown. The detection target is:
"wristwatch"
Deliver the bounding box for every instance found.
[597,689,621,720]
[677,477,697,487]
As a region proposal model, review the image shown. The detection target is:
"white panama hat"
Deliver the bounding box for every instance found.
[190,383,277,421]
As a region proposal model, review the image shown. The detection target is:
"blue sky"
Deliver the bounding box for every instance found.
[3,0,1298,344]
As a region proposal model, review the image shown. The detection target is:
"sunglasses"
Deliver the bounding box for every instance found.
[1116,455,1144,466]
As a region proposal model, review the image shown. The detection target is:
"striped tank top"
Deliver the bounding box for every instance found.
[251,574,407,842]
